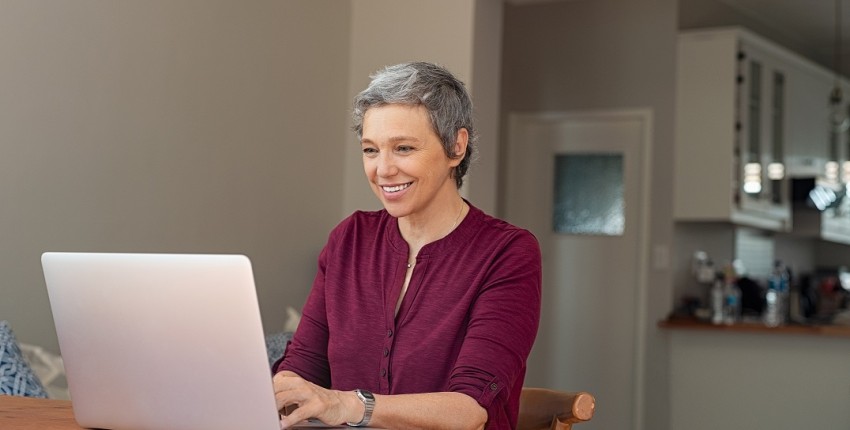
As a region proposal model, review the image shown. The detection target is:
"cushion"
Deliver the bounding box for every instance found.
[264,331,293,369]
[19,343,69,399]
[0,321,48,398]
[264,306,301,369]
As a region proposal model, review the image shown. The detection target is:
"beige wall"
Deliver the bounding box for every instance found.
[0,0,351,352]
[0,0,504,357]
[502,1,677,429]
[0,2,690,428]
[470,0,504,213]
[342,0,502,216]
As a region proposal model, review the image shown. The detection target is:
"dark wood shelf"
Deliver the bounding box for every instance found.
[659,317,850,338]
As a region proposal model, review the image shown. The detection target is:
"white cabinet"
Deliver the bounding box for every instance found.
[784,62,850,244]
[675,28,792,230]
[675,27,850,241]
[793,178,850,245]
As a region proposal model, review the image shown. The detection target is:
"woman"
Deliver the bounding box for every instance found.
[273,62,541,430]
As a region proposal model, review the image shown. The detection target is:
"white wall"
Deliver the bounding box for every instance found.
[502,1,677,429]
[0,0,351,352]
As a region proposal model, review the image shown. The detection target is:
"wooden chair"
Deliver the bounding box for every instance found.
[517,387,595,430]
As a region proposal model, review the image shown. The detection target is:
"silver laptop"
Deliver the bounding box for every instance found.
[42,252,281,430]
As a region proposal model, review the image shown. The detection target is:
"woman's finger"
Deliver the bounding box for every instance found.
[279,401,316,429]
[274,372,309,411]
[275,391,297,412]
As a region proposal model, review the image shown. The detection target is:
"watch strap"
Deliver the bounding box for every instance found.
[347,389,375,427]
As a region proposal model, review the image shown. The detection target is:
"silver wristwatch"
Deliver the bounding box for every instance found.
[347,389,375,427]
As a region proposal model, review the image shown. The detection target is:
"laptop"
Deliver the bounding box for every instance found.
[41,252,282,430]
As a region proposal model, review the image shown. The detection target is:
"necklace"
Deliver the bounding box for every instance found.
[406,201,466,269]
[448,200,466,232]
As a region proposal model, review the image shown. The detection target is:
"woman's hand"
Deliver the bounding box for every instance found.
[273,371,363,428]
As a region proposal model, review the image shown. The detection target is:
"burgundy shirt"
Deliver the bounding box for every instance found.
[275,203,541,429]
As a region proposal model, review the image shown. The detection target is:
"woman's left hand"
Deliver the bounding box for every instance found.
[273,371,362,428]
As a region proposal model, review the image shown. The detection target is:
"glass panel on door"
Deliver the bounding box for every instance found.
[553,153,624,236]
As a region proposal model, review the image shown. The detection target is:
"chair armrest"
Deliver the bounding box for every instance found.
[518,388,595,430]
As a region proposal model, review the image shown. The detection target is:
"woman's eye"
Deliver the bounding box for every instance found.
[397,146,414,153]
[362,147,378,156]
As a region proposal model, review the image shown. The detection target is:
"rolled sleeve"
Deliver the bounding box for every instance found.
[449,366,507,417]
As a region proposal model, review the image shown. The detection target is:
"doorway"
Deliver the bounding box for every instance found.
[504,110,652,430]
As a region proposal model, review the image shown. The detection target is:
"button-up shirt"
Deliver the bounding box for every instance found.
[275,203,541,429]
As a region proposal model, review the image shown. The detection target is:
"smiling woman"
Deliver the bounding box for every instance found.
[271,62,542,430]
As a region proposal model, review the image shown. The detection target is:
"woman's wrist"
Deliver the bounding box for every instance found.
[346,389,375,427]
[344,390,367,425]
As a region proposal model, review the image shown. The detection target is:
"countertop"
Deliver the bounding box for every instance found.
[659,316,850,338]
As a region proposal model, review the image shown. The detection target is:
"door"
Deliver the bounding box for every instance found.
[504,110,651,430]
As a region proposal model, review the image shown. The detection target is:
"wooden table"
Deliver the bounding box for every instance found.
[0,395,377,429]
[0,396,83,429]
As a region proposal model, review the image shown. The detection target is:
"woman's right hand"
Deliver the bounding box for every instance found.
[272,371,364,428]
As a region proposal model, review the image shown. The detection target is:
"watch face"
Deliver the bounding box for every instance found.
[359,390,375,401]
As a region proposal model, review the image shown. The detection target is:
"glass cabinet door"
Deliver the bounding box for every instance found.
[735,41,790,224]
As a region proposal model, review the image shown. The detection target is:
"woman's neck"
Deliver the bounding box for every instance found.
[398,195,468,250]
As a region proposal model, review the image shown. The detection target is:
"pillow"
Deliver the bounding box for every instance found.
[282,306,301,333]
[264,306,300,368]
[19,342,69,400]
[264,331,293,369]
[0,321,48,398]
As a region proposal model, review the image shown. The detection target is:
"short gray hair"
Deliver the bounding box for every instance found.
[353,62,477,189]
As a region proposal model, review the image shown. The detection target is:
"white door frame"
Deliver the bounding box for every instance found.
[507,108,653,430]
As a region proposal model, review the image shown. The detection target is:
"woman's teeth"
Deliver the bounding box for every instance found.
[382,183,411,193]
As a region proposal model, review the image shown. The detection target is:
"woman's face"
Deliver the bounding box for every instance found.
[360,104,465,220]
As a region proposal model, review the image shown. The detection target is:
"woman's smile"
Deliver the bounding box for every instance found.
[381,182,412,193]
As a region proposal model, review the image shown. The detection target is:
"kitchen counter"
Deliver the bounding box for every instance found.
[659,317,850,338]
[664,316,850,430]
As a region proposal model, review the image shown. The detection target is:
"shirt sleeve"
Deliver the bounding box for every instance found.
[447,230,542,423]
[273,228,339,388]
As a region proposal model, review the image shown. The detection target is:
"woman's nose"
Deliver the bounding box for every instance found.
[376,153,397,177]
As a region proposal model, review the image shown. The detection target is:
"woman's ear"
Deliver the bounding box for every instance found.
[450,128,469,165]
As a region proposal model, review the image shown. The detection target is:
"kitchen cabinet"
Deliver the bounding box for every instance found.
[674,28,793,230]
[822,199,850,244]
[754,30,850,244]
[793,178,850,245]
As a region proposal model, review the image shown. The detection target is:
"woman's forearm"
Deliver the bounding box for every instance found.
[368,391,486,430]
[275,372,486,429]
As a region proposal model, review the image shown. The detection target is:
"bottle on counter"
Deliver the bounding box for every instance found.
[764,287,781,327]
[764,260,789,327]
[722,266,741,325]
[710,274,725,325]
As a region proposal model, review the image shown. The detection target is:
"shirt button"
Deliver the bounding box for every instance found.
[380,369,387,377]
[383,348,389,357]
[490,383,498,391]
[387,329,393,338]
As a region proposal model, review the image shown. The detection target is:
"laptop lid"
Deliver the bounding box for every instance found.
[41,252,280,430]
